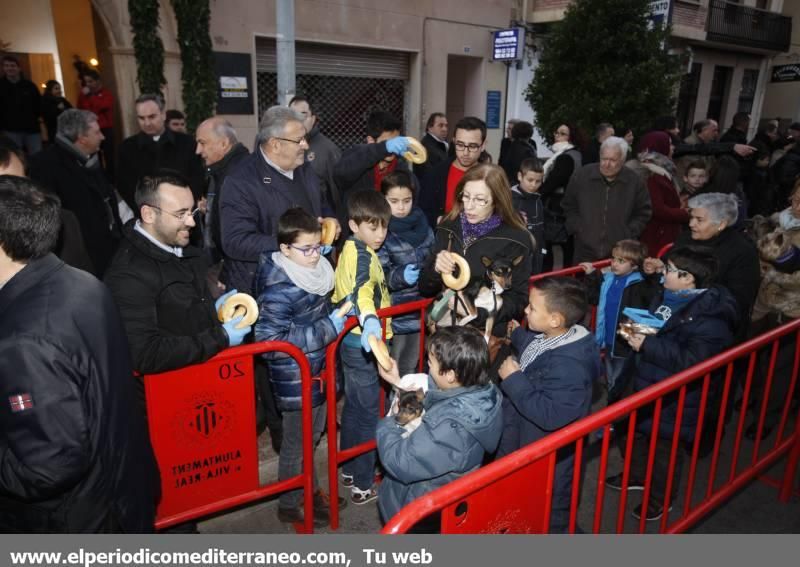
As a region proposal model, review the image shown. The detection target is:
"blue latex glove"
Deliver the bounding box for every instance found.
[214,288,238,313]
[385,136,410,156]
[360,317,382,352]
[321,244,333,256]
[327,311,346,335]
[403,264,420,285]
[222,316,251,346]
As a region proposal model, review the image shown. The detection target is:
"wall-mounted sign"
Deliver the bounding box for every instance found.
[771,64,800,83]
[486,90,502,129]
[214,52,254,115]
[648,0,673,30]
[492,28,524,62]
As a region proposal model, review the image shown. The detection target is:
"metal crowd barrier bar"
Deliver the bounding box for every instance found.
[530,259,611,331]
[382,318,800,534]
[144,341,317,533]
[325,298,434,530]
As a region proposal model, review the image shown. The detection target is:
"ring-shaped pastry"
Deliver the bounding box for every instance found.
[403,137,428,165]
[217,293,259,329]
[441,253,471,291]
[368,335,393,371]
[320,218,338,246]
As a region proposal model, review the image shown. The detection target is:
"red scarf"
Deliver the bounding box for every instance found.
[373,159,398,191]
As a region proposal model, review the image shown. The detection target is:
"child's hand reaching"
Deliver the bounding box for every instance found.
[377,357,401,387]
[643,257,664,275]
[497,356,520,381]
[579,262,595,274]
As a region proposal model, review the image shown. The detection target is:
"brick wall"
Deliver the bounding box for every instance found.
[673,1,708,31]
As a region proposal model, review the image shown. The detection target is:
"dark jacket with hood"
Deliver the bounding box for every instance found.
[634,286,739,442]
[104,223,229,374]
[0,254,158,532]
[376,207,435,334]
[29,137,122,276]
[417,216,533,336]
[376,378,503,522]
[253,253,339,411]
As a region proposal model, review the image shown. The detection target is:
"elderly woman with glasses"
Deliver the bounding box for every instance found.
[648,192,760,340]
[418,164,533,338]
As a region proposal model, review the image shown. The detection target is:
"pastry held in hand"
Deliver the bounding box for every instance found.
[217,293,259,329]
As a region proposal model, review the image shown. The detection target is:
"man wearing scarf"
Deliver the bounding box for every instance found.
[29,109,122,277]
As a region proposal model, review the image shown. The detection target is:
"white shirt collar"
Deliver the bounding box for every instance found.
[134,220,183,257]
[259,146,294,180]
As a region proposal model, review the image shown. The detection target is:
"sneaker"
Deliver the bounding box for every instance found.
[341,472,354,487]
[350,486,378,506]
[605,473,644,492]
[631,501,672,522]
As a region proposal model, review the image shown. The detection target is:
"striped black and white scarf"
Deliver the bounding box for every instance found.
[519,325,589,371]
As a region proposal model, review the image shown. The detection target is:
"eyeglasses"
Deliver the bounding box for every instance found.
[665,264,690,278]
[146,204,201,222]
[790,197,800,206]
[555,129,570,137]
[274,136,308,145]
[289,244,322,256]
[460,194,492,208]
[454,141,482,153]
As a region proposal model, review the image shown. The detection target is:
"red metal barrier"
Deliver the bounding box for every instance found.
[382,318,800,534]
[144,341,317,533]
[325,298,433,530]
[530,259,611,331]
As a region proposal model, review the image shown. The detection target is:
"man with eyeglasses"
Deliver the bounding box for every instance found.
[116,94,205,212]
[219,105,339,297]
[418,116,487,227]
[105,173,251,377]
[333,110,420,227]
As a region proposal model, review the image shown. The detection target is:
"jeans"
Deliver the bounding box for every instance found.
[621,432,684,506]
[279,402,327,509]
[390,332,422,377]
[2,131,41,155]
[339,343,380,491]
[605,354,634,404]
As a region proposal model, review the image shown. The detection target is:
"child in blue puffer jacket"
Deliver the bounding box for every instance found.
[254,207,348,527]
[377,171,435,376]
[376,326,503,531]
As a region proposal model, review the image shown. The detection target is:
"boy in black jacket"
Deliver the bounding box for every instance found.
[497,277,602,532]
[510,157,546,274]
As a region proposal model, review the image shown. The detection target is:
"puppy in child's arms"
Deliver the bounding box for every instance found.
[387,373,428,437]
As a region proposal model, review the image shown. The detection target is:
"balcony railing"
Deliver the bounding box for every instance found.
[706,0,792,52]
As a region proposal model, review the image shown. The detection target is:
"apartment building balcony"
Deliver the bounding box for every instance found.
[706,0,792,53]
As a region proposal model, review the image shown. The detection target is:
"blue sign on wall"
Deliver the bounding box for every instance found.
[486,91,502,129]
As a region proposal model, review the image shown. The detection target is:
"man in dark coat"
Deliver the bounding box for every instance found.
[29,109,122,277]
[0,175,157,533]
[0,56,42,155]
[289,96,342,215]
[413,112,449,181]
[104,173,251,375]
[333,110,419,225]
[562,136,652,263]
[582,122,614,166]
[195,117,249,266]
[219,105,339,295]
[116,94,205,210]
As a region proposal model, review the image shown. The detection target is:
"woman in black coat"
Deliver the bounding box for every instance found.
[40,80,72,143]
[418,164,533,336]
